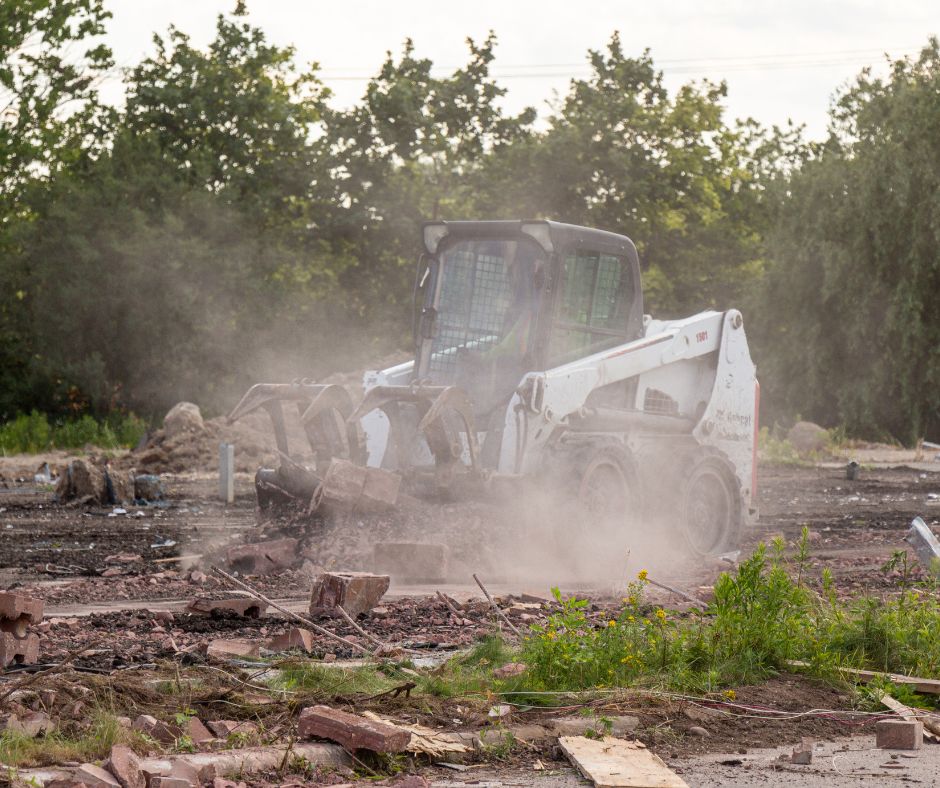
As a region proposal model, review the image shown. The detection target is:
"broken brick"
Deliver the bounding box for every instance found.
[309,572,389,618]
[372,542,448,583]
[105,744,145,788]
[224,538,299,575]
[133,714,182,745]
[74,763,121,788]
[206,720,258,739]
[876,719,923,750]
[0,632,39,667]
[186,597,267,618]
[297,704,410,752]
[206,639,260,660]
[266,627,314,653]
[185,717,215,745]
[0,592,43,624]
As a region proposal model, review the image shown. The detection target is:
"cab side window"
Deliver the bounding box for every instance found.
[549,250,632,363]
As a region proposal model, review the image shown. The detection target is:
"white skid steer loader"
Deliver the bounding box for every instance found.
[230,220,759,556]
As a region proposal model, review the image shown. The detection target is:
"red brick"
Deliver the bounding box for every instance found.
[224,538,299,575]
[0,592,43,624]
[74,764,120,787]
[876,719,923,750]
[309,572,389,618]
[186,598,266,618]
[297,704,410,752]
[104,744,145,788]
[206,639,260,660]
[185,717,215,744]
[266,627,314,653]
[0,632,39,667]
[132,714,182,745]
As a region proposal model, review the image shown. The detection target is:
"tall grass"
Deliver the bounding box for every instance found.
[0,410,147,454]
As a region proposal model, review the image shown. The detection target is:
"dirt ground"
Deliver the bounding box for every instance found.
[1,453,939,786]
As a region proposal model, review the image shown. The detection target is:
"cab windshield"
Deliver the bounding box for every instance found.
[423,237,545,412]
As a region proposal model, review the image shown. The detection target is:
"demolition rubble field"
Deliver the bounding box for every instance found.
[0,450,939,786]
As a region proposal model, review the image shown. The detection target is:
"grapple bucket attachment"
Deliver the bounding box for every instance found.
[228,381,365,470]
[349,384,481,482]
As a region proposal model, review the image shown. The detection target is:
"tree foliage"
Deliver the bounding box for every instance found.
[757,39,940,442]
[0,4,937,443]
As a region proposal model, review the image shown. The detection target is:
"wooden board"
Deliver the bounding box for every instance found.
[558,736,688,788]
[787,660,940,695]
[877,691,940,742]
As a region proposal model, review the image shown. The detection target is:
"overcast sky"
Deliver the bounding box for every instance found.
[102,0,938,139]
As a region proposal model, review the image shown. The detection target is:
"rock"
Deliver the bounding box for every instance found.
[186,597,266,618]
[163,402,204,438]
[74,764,121,788]
[372,542,448,583]
[225,538,299,575]
[134,474,165,501]
[297,705,411,752]
[688,726,709,737]
[309,572,389,618]
[787,421,828,454]
[267,627,315,653]
[206,639,260,660]
[876,719,923,750]
[0,710,53,737]
[105,744,145,788]
[167,757,201,785]
[493,663,527,679]
[149,779,193,788]
[388,778,430,788]
[55,459,105,502]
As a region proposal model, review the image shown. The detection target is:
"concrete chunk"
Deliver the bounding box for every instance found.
[372,542,448,583]
[224,538,299,575]
[320,459,400,513]
[876,719,923,750]
[309,572,389,618]
[297,705,410,752]
[906,517,940,575]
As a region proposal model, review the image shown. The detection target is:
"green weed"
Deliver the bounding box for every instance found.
[0,410,147,454]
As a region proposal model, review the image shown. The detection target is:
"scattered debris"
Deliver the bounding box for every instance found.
[309,571,390,618]
[877,690,940,742]
[559,735,689,788]
[297,704,412,752]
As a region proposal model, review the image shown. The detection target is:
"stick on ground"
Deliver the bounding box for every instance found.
[210,566,373,657]
[472,573,522,638]
[645,577,704,606]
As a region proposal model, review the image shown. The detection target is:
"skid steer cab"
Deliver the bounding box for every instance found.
[230,220,759,556]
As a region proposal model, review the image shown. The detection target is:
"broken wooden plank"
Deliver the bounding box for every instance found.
[558,735,688,788]
[787,660,940,695]
[876,690,940,742]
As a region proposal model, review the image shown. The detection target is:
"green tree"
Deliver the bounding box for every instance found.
[0,0,112,210]
[477,34,799,316]
[757,39,940,442]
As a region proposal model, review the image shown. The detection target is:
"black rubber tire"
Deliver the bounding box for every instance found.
[677,450,743,556]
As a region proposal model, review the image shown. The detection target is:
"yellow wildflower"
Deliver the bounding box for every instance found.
[607,620,617,627]
[655,609,667,622]
[723,689,737,700]
[637,569,648,581]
